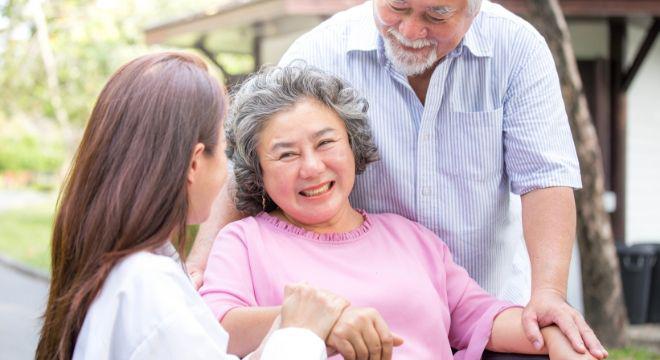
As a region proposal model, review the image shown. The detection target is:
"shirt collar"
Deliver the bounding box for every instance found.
[346,1,380,54]
[457,10,492,58]
[154,241,181,263]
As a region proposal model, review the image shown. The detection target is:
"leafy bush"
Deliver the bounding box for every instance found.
[0,132,65,173]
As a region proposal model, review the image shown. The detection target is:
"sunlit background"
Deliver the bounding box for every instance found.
[1,0,659,359]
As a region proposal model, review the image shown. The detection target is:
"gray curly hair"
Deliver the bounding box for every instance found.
[225,65,380,215]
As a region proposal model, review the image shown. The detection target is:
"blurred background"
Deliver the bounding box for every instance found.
[0,0,659,358]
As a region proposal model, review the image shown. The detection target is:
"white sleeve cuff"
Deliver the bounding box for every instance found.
[260,327,326,360]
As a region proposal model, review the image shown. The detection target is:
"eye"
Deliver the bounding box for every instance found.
[278,152,297,160]
[388,0,408,12]
[425,14,448,24]
[318,139,336,148]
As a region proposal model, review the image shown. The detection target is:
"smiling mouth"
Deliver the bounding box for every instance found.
[397,41,433,53]
[300,181,335,197]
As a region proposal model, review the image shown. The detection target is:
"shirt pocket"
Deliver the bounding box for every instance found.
[437,108,504,181]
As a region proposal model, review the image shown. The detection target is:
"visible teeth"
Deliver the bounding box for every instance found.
[301,183,331,197]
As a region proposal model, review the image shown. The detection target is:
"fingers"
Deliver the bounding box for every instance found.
[331,337,357,360]
[521,308,545,350]
[281,283,349,340]
[553,310,587,354]
[362,321,383,360]
[328,307,397,360]
[372,312,394,360]
[574,313,608,359]
[526,291,606,359]
[347,329,370,360]
[329,317,370,360]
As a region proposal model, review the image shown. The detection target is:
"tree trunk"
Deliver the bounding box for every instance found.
[524,0,628,347]
[27,0,77,179]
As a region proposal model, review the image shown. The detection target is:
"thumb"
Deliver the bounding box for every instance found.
[391,333,405,347]
[522,309,544,350]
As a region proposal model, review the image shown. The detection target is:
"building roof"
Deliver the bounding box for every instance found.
[496,0,660,17]
[145,0,364,45]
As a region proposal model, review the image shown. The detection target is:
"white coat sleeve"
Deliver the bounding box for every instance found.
[261,328,327,360]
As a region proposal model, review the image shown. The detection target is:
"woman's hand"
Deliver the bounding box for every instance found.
[326,306,404,360]
[279,283,350,340]
[544,326,603,360]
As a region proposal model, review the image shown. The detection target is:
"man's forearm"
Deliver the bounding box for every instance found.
[521,186,576,296]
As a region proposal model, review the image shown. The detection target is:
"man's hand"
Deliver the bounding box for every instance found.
[326,306,403,360]
[522,288,608,359]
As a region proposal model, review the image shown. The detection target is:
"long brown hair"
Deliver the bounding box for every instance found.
[36,52,225,359]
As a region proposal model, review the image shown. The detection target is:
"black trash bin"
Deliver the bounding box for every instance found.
[617,244,657,324]
[645,243,660,323]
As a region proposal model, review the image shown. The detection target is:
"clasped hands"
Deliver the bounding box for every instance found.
[278,284,403,360]
[325,306,405,360]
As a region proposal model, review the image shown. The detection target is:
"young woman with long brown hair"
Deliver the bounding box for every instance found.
[36,52,349,360]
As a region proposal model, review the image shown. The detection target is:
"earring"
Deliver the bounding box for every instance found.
[261,193,267,211]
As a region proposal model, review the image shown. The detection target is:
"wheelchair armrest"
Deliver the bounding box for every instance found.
[482,350,550,359]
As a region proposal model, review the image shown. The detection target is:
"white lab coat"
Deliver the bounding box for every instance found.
[73,244,325,359]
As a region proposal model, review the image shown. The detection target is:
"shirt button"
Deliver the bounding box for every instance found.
[422,187,431,196]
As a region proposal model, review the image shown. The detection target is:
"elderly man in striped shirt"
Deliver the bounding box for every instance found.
[188,0,607,358]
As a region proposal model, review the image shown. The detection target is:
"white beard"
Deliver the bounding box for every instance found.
[382,28,439,76]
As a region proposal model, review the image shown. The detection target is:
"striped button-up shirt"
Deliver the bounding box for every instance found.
[279,1,581,304]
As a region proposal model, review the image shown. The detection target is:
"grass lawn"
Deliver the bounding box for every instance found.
[609,347,660,359]
[0,198,197,272]
[0,201,55,271]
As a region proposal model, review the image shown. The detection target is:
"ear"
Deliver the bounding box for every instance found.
[187,143,206,185]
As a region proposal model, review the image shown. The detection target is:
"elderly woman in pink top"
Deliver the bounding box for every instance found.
[199,66,598,360]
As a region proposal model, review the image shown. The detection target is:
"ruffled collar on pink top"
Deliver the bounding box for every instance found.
[256,209,372,244]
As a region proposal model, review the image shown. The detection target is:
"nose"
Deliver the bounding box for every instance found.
[299,153,325,179]
[398,18,427,40]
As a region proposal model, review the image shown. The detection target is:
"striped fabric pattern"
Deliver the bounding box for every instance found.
[279,1,581,304]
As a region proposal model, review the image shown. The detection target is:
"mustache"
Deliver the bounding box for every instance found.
[386,28,436,49]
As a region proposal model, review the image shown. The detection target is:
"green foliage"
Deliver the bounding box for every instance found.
[609,347,660,360]
[0,0,223,127]
[0,202,55,270]
[0,198,198,271]
[0,0,225,175]
[0,128,65,173]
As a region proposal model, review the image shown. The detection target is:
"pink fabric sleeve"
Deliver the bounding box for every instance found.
[423,226,521,360]
[198,221,258,321]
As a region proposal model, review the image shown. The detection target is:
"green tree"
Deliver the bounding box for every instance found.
[0,0,221,174]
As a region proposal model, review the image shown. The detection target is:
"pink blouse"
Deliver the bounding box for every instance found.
[200,212,518,360]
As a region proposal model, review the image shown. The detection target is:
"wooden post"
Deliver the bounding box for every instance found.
[609,18,626,244]
[252,21,264,70]
[526,1,628,347]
